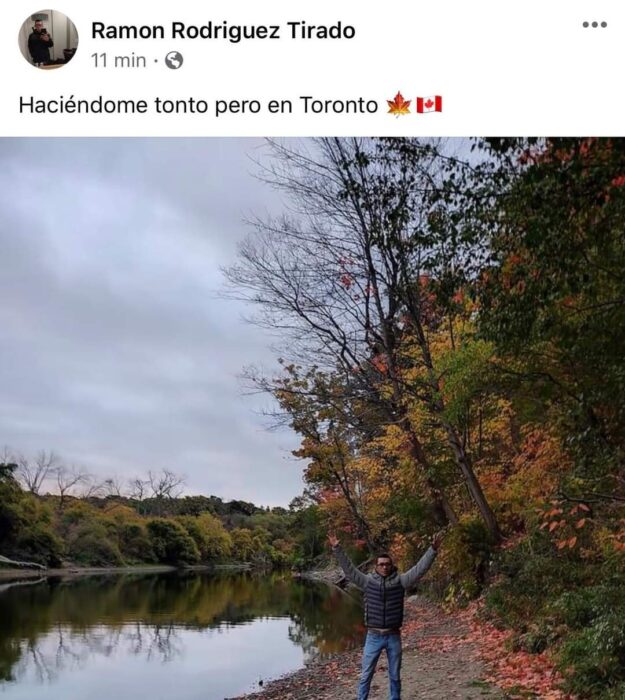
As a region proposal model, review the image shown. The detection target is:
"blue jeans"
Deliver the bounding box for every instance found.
[357,631,402,700]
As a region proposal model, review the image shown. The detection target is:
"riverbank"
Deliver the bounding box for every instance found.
[231,594,503,700]
[0,562,252,581]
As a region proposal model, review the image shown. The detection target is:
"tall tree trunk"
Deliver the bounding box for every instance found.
[411,316,501,541]
[400,416,459,527]
[351,186,457,530]
[440,421,501,541]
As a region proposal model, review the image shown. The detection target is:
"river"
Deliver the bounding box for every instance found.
[0,570,364,699]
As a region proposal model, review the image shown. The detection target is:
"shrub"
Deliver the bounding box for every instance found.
[119,522,154,563]
[559,619,625,698]
[230,527,256,562]
[554,579,625,698]
[68,524,125,566]
[146,518,200,566]
[60,501,98,529]
[485,540,590,627]
[485,538,625,697]
[6,493,65,566]
[430,518,496,603]
[176,514,232,562]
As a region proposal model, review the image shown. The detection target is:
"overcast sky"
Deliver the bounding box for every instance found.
[0,138,307,507]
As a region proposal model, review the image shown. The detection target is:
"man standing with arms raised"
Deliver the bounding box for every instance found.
[328,530,444,700]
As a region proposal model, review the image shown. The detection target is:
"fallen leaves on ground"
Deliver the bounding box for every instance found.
[458,600,575,699]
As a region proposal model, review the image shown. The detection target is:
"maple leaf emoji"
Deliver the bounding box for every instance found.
[387,91,411,116]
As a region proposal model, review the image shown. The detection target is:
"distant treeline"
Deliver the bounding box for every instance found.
[0,462,324,570]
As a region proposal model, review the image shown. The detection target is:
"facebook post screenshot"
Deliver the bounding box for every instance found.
[1,1,624,699]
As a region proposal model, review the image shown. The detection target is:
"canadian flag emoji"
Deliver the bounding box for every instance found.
[416,96,442,113]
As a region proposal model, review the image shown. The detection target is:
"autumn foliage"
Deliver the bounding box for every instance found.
[228,137,625,698]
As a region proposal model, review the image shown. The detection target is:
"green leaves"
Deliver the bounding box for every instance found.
[436,338,494,425]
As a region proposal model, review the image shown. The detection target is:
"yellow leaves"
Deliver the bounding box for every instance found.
[369,424,410,456]
[388,531,424,570]
[104,503,142,523]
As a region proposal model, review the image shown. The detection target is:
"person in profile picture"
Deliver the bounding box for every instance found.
[28,20,53,65]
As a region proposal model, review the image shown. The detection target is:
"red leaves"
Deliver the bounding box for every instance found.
[545,508,564,517]
[537,500,592,552]
[339,273,353,290]
[406,599,573,698]
[462,600,574,699]
[371,354,388,374]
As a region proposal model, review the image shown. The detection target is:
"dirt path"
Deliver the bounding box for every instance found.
[232,596,503,700]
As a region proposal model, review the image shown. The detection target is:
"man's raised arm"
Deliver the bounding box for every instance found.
[398,530,445,589]
[327,533,369,590]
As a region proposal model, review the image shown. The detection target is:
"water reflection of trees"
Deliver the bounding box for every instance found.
[8,623,183,684]
[0,572,363,683]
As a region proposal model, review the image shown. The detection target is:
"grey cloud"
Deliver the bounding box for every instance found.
[0,138,304,506]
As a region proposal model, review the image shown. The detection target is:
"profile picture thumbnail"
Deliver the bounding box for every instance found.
[18,10,78,69]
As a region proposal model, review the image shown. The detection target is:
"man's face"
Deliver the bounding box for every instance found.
[375,557,393,577]
[35,22,43,33]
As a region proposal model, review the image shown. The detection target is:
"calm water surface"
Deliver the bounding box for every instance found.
[0,571,364,699]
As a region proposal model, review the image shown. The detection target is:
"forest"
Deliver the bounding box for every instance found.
[0,460,324,570]
[224,137,625,699]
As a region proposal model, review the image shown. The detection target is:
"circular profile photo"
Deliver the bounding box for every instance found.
[18,10,78,69]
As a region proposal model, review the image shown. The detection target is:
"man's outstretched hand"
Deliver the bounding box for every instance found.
[431,529,447,551]
[327,532,339,548]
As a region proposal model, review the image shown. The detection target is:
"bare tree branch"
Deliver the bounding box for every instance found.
[17,450,60,495]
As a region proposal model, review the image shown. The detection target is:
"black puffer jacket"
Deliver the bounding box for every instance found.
[28,30,54,63]
[333,544,437,629]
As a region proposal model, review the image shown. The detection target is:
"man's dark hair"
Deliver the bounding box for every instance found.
[376,552,393,563]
